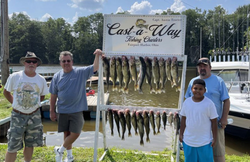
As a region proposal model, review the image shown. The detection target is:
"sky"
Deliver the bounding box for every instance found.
[8,0,250,24]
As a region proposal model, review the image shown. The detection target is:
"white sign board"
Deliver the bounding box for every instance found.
[103,14,186,56]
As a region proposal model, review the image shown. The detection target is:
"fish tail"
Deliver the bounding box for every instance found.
[140,140,144,146]
[135,84,139,91]
[118,131,120,137]
[125,88,129,94]
[171,82,175,88]
[157,89,162,94]
[176,85,181,92]
[139,89,143,94]
[112,85,116,91]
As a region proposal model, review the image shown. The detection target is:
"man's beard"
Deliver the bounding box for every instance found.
[199,70,206,76]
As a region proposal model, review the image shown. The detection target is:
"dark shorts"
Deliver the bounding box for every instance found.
[58,112,84,134]
[7,110,43,153]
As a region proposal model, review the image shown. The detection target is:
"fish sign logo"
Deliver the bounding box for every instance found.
[135,19,149,29]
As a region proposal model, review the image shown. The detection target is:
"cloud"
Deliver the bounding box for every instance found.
[150,9,166,15]
[116,7,124,14]
[69,0,105,11]
[128,1,152,14]
[72,12,79,24]
[120,1,167,15]
[170,0,186,13]
[40,13,53,21]
[117,0,185,15]
[36,0,56,1]
[9,11,32,19]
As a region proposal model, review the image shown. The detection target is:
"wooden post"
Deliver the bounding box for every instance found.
[1,0,9,85]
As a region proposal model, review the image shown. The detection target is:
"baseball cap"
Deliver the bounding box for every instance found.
[197,57,211,66]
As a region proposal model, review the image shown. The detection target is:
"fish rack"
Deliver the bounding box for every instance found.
[94,14,187,162]
[93,54,187,162]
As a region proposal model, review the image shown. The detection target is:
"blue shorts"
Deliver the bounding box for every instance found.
[183,141,214,162]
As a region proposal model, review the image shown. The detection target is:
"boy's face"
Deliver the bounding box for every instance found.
[191,84,206,98]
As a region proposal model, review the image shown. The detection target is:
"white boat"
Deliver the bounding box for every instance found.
[210,55,250,139]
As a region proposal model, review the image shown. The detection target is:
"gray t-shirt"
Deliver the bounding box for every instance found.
[49,65,94,113]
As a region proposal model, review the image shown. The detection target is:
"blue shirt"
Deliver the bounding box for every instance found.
[185,74,229,120]
[49,66,94,113]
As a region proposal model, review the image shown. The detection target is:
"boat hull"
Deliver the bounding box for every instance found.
[226,112,250,139]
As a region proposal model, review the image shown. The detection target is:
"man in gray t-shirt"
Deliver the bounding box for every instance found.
[49,49,102,162]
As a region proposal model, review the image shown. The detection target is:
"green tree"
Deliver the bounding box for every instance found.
[41,18,73,64]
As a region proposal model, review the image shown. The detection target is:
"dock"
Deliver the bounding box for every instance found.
[40,93,109,119]
[87,93,109,111]
[46,76,107,87]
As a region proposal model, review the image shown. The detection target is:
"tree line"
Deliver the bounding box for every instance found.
[7,4,250,66]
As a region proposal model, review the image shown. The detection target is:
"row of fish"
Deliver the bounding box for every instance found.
[102,56,181,94]
[107,109,180,146]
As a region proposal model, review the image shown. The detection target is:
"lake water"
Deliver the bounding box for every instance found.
[2,65,250,156]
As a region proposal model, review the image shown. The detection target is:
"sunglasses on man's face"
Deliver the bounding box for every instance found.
[25,60,38,64]
[61,60,71,63]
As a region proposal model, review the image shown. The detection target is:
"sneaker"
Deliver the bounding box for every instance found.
[64,155,74,162]
[54,146,64,162]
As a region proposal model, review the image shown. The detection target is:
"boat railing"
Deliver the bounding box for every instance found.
[210,54,249,62]
[225,80,250,94]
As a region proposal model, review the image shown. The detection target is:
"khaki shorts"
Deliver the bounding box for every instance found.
[58,112,84,134]
[213,127,225,156]
[7,110,43,153]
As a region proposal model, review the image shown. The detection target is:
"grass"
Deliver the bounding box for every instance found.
[1,86,250,161]
[0,144,183,162]
[0,86,12,120]
[0,144,249,162]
